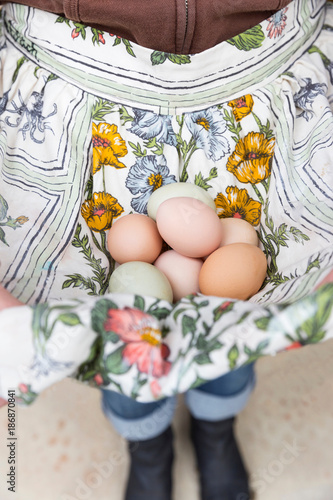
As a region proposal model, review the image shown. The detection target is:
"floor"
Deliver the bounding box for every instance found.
[1,340,333,500]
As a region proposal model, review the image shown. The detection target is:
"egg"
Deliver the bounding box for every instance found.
[107,213,163,264]
[147,182,216,220]
[109,261,173,301]
[199,243,267,300]
[219,217,259,247]
[154,250,203,302]
[156,197,222,258]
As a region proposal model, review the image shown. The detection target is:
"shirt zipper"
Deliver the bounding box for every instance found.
[184,0,189,39]
[182,0,189,53]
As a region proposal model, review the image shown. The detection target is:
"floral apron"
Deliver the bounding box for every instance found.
[0,0,333,404]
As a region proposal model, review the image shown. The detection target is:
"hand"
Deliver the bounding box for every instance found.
[0,397,7,408]
[0,284,23,312]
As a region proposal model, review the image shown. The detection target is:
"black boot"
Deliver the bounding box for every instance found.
[190,416,250,500]
[125,426,174,500]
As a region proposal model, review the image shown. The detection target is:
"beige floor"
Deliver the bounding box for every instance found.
[1,340,333,500]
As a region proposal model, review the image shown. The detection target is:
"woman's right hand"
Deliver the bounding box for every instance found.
[0,284,23,312]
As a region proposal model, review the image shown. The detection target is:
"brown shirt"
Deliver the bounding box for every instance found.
[0,0,292,53]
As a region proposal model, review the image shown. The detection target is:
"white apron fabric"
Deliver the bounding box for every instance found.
[0,0,333,404]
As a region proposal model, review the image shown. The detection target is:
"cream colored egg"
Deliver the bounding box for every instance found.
[219,217,259,247]
[154,250,203,302]
[147,182,216,220]
[109,261,173,302]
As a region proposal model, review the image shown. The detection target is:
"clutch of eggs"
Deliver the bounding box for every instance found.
[107,183,267,302]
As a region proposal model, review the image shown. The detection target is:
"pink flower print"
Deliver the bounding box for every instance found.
[94,374,104,386]
[98,33,105,44]
[18,383,28,393]
[71,28,80,39]
[104,308,172,378]
[267,8,288,39]
[150,380,162,399]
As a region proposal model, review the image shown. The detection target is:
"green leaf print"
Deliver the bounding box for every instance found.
[105,346,131,374]
[193,352,212,365]
[58,313,81,326]
[196,333,209,350]
[223,108,242,142]
[301,285,333,343]
[73,23,87,40]
[259,201,310,291]
[0,194,29,246]
[0,194,8,220]
[129,141,147,157]
[134,295,146,311]
[194,168,218,190]
[254,316,272,331]
[119,106,134,125]
[84,175,93,200]
[92,99,116,121]
[55,16,71,27]
[123,38,136,58]
[227,25,265,51]
[12,56,27,83]
[182,315,196,337]
[147,304,171,321]
[151,51,168,65]
[143,137,164,155]
[62,274,98,294]
[91,28,105,45]
[92,298,119,341]
[113,37,121,46]
[213,301,234,322]
[167,53,191,65]
[150,51,191,66]
[63,224,111,295]
[0,227,8,246]
[228,344,239,369]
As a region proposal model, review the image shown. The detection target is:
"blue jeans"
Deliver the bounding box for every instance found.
[101,363,255,441]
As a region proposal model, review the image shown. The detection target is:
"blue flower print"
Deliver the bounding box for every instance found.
[126,155,176,213]
[266,8,288,39]
[293,78,327,121]
[184,106,230,162]
[129,109,177,146]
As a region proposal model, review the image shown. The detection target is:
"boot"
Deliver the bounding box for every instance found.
[125,426,174,500]
[190,416,250,500]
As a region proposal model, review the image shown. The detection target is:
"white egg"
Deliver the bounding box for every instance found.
[154,250,203,302]
[109,261,173,302]
[147,182,216,220]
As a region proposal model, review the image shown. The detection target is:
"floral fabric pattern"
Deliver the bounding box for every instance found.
[0,0,333,405]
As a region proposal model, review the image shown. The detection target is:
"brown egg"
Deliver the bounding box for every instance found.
[107,213,163,264]
[199,243,267,300]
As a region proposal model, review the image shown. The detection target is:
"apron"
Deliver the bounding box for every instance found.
[0,0,333,404]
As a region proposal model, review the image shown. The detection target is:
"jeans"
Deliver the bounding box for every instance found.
[101,363,255,441]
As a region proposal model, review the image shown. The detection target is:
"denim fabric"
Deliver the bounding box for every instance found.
[185,363,256,421]
[101,363,255,440]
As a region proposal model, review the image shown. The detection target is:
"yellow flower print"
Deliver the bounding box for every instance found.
[215,186,261,226]
[81,192,124,232]
[228,95,254,122]
[14,216,29,225]
[147,173,163,191]
[92,122,128,174]
[226,132,275,183]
